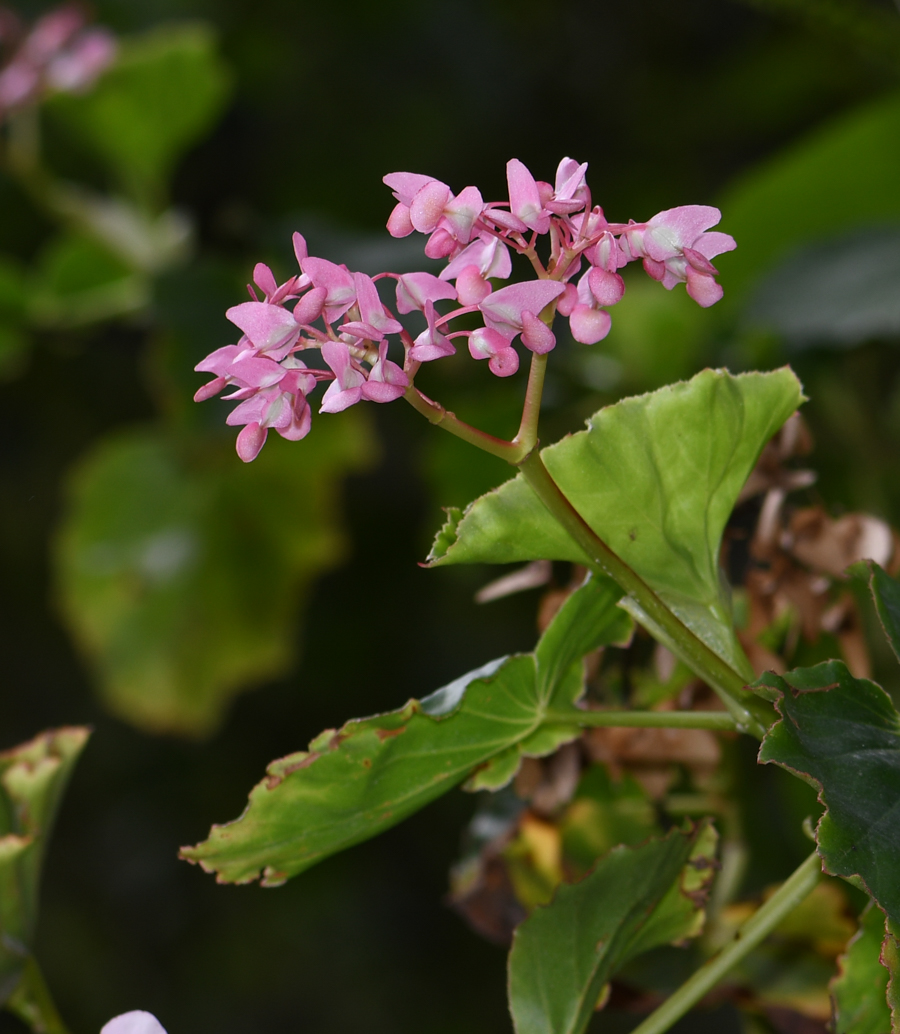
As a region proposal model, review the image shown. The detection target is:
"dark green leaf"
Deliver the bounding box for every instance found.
[55,421,371,737]
[507,822,715,1034]
[757,661,900,925]
[429,368,804,674]
[831,901,891,1034]
[719,90,900,304]
[47,24,231,201]
[0,728,90,1002]
[868,562,900,665]
[182,575,632,883]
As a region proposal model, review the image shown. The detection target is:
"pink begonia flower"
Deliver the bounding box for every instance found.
[339,272,403,341]
[0,5,116,117]
[383,172,484,249]
[320,341,365,413]
[620,206,736,307]
[468,327,519,377]
[361,340,409,402]
[479,280,566,342]
[101,1011,167,1034]
[410,300,455,362]
[300,257,357,324]
[395,271,457,314]
[542,157,589,215]
[409,301,455,361]
[226,301,301,359]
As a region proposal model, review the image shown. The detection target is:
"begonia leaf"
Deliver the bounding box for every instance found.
[867,562,900,665]
[182,577,631,884]
[47,23,231,201]
[757,661,900,925]
[428,368,804,674]
[55,420,370,737]
[507,822,715,1034]
[0,728,90,1003]
[831,902,892,1034]
[884,920,900,1031]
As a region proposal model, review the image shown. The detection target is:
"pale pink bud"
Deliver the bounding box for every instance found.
[588,268,625,307]
[424,228,456,259]
[569,305,611,345]
[193,376,227,402]
[236,422,268,463]
[489,348,519,377]
[520,310,556,354]
[410,181,452,234]
[293,286,326,324]
[101,1011,168,1034]
[387,202,414,238]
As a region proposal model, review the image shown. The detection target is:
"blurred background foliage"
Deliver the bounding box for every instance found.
[1,0,900,1031]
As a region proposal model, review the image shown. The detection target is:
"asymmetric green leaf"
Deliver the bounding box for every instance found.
[758,662,900,925]
[0,728,90,1003]
[55,421,370,737]
[429,368,804,673]
[831,902,891,1034]
[508,823,716,1034]
[182,577,631,884]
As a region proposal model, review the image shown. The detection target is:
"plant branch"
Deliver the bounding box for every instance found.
[627,851,823,1034]
[512,352,548,455]
[516,449,772,738]
[547,709,738,731]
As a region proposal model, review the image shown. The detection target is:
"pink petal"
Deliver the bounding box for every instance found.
[383,172,437,207]
[301,257,356,323]
[488,347,519,377]
[479,280,566,335]
[643,205,722,261]
[456,266,492,306]
[293,286,326,324]
[569,305,611,344]
[424,228,456,259]
[682,246,718,276]
[101,1012,168,1034]
[520,310,556,354]
[468,326,512,360]
[353,272,402,335]
[229,356,286,389]
[507,159,550,234]
[410,181,452,234]
[692,231,736,262]
[685,267,724,307]
[278,397,312,441]
[319,381,363,413]
[442,185,484,244]
[588,268,625,307]
[556,282,578,317]
[486,208,528,233]
[194,344,245,376]
[440,236,512,282]
[395,272,457,314]
[236,423,268,462]
[292,232,308,266]
[193,376,227,402]
[226,302,300,353]
[253,263,278,298]
[387,203,414,238]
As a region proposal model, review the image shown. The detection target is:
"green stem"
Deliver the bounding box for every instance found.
[627,851,823,1034]
[404,385,531,463]
[6,957,72,1034]
[512,352,547,455]
[516,449,771,738]
[547,709,737,731]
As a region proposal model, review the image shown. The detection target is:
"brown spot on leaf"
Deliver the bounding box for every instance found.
[375,725,407,742]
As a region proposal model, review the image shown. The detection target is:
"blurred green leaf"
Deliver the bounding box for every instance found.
[744,226,900,349]
[507,822,715,1034]
[719,90,900,304]
[47,23,231,203]
[428,368,804,675]
[831,901,891,1034]
[884,920,900,1030]
[29,232,148,327]
[0,728,90,1004]
[868,562,900,665]
[55,420,371,737]
[757,661,900,925]
[182,576,631,883]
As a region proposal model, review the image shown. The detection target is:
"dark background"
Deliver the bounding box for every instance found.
[1,1,900,1031]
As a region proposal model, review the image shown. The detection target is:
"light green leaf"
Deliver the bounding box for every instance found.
[47,23,231,201]
[507,823,715,1034]
[757,661,900,925]
[429,368,804,674]
[182,576,633,883]
[55,421,371,737]
[868,562,900,665]
[0,728,90,1003]
[718,90,900,303]
[831,901,892,1034]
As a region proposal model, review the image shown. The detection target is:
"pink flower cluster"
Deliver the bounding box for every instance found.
[195,158,736,461]
[0,4,116,118]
